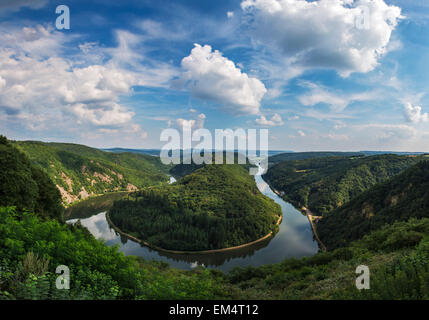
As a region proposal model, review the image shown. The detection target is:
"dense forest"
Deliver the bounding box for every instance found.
[225,217,429,299]
[168,159,205,178]
[0,136,63,221]
[110,164,281,251]
[1,135,429,300]
[0,205,227,300]
[317,160,429,249]
[168,151,252,178]
[0,136,225,299]
[263,154,423,216]
[268,151,364,165]
[13,141,170,205]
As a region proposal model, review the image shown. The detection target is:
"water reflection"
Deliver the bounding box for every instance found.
[67,168,318,272]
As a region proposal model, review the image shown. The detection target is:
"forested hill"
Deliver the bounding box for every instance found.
[268,152,364,165]
[13,140,171,205]
[317,160,429,250]
[0,136,228,300]
[0,136,63,221]
[263,154,424,216]
[169,160,204,178]
[109,164,281,251]
[168,151,253,178]
[1,134,429,300]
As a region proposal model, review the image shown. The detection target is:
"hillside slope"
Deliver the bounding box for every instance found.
[110,164,281,251]
[317,160,429,250]
[0,136,63,221]
[225,217,429,300]
[263,154,423,216]
[13,141,170,205]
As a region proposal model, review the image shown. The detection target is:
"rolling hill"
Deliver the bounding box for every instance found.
[1,134,429,300]
[109,164,281,251]
[268,152,364,165]
[13,140,171,205]
[0,136,63,221]
[317,160,429,249]
[263,154,423,216]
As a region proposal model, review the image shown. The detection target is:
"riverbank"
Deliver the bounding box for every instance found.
[106,211,283,255]
[263,180,327,251]
[67,171,318,271]
[302,207,327,251]
[64,192,131,220]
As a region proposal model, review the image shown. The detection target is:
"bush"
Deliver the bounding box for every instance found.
[0,206,224,300]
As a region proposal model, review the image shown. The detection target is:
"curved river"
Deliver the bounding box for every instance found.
[67,167,318,272]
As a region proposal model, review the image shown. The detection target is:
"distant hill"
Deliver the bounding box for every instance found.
[168,151,255,178]
[268,152,364,165]
[110,164,281,251]
[13,141,171,205]
[169,161,204,178]
[102,148,161,156]
[104,148,289,160]
[268,151,427,165]
[317,160,429,249]
[360,151,427,156]
[263,154,424,216]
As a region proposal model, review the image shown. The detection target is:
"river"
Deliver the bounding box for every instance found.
[67,166,318,272]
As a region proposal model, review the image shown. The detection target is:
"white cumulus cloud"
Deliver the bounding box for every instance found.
[0,24,176,138]
[255,113,284,126]
[175,44,267,115]
[175,113,206,130]
[241,0,403,77]
[298,82,379,112]
[404,103,428,123]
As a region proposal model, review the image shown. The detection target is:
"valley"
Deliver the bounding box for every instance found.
[65,164,318,271]
[1,135,429,300]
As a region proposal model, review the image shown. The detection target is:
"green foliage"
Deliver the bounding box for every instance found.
[0,195,428,300]
[2,134,428,300]
[226,218,429,300]
[264,154,422,216]
[318,161,429,249]
[0,206,225,300]
[19,252,50,280]
[0,136,63,221]
[13,140,170,205]
[340,237,429,300]
[110,164,281,251]
[169,159,205,178]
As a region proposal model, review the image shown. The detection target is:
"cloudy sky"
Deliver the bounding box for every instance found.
[1,0,429,151]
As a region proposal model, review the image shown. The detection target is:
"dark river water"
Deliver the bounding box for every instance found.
[67,168,319,272]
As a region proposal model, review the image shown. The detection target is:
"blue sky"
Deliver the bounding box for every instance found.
[1,0,429,151]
